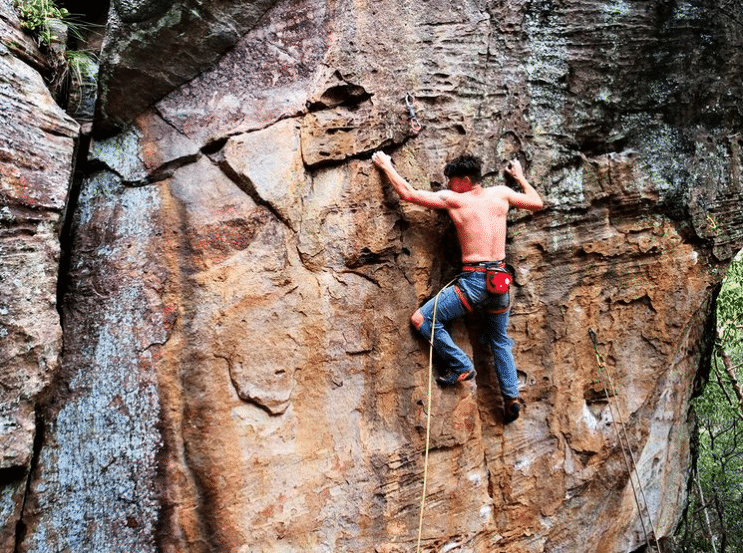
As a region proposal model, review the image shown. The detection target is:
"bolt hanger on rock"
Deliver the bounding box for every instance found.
[405,93,422,134]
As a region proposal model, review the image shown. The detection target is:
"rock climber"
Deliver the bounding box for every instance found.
[371,151,543,423]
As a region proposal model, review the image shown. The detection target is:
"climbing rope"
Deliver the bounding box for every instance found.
[416,278,456,552]
[415,290,438,553]
[589,329,659,552]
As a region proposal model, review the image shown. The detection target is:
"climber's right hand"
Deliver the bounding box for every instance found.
[372,151,392,170]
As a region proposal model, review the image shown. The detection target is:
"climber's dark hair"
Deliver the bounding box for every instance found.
[444,155,482,182]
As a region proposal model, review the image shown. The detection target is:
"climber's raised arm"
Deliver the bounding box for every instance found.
[503,159,543,211]
[372,151,453,210]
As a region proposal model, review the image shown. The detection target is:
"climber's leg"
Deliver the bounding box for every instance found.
[483,305,522,423]
[483,298,520,401]
[414,284,474,378]
[411,309,424,330]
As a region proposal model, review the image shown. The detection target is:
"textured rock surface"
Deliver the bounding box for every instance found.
[96,0,281,133]
[0,1,79,550]
[4,0,743,552]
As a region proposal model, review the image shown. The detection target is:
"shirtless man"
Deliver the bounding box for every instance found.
[371,151,543,423]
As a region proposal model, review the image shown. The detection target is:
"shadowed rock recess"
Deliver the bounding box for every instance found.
[2,0,743,552]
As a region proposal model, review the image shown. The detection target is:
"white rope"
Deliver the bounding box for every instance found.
[416,290,441,553]
[589,329,659,552]
[416,278,457,552]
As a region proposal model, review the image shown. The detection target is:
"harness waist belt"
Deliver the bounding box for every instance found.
[462,260,505,272]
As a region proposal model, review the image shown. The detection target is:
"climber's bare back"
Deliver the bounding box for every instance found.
[441,186,512,262]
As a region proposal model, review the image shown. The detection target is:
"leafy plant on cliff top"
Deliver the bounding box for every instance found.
[12,0,99,112]
[12,0,70,45]
[13,0,93,49]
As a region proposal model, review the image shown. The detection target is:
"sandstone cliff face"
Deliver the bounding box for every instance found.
[2,0,743,552]
[0,1,79,550]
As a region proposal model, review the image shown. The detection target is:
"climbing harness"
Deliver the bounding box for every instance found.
[589,329,659,552]
[405,93,423,135]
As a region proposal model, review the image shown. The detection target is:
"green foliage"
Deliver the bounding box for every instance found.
[676,250,743,553]
[13,0,69,40]
[13,0,99,111]
[13,0,94,47]
[63,49,98,86]
[717,252,743,345]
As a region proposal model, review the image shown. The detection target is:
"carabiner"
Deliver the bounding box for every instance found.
[405,93,416,117]
[404,93,422,134]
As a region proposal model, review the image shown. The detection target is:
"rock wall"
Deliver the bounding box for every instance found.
[2,0,743,552]
[0,1,79,550]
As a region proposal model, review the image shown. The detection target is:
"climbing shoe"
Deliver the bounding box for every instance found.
[504,397,522,424]
[435,368,476,387]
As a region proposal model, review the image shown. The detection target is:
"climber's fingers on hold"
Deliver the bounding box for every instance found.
[372,151,391,168]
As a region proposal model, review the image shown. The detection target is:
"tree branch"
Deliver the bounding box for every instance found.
[718,346,743,424]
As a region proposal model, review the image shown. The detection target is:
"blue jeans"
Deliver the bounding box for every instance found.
[416,269,519,399]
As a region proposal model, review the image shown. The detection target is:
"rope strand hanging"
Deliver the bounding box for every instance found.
[415,292,437,553]
[589,329,659,552]
[416,278,456,553]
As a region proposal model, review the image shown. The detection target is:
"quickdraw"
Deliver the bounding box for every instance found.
[405,93,422,134]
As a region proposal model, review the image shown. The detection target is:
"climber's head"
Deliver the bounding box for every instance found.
[444,154,481,193]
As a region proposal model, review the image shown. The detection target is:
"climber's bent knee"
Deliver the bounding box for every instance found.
[411,309,424,330]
